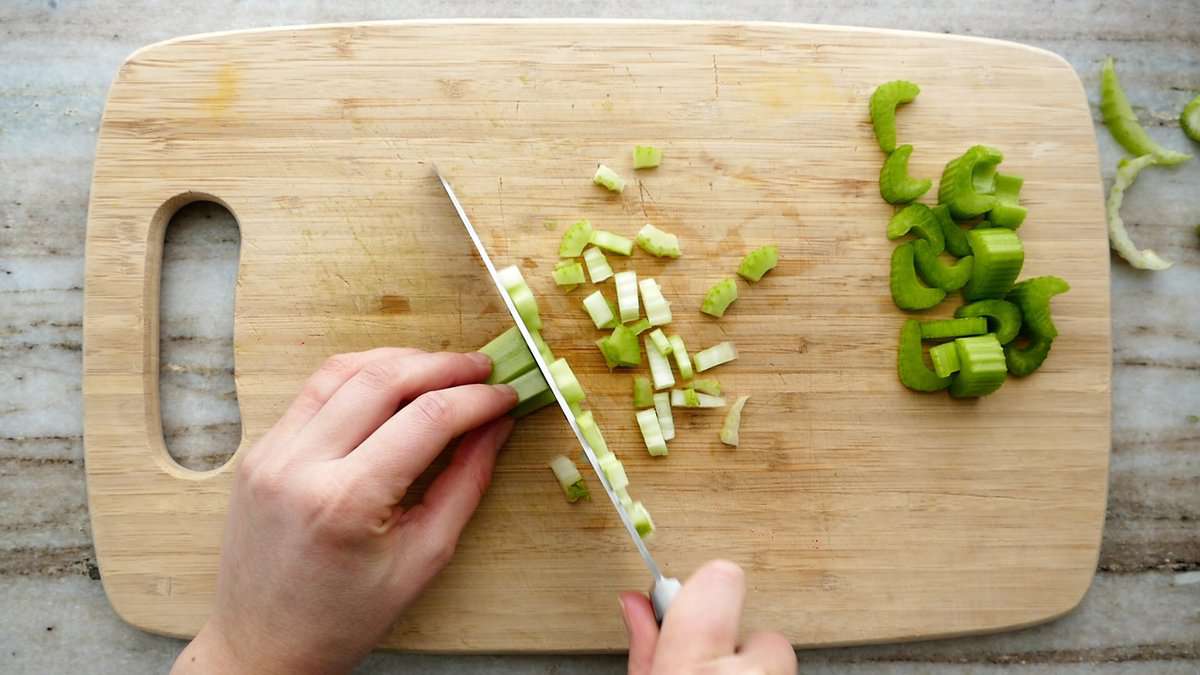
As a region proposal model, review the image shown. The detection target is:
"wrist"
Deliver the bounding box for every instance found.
[172,622,288,675]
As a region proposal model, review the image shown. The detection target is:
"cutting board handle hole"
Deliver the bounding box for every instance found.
[156,197,243,473]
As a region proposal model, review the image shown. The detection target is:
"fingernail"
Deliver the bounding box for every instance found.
[618,597,632,633]
[469,351,493,369]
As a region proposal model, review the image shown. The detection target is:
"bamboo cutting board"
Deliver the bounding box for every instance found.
[83,21,1111,651]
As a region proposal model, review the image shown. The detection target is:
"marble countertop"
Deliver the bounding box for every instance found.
[2,1,1197,673]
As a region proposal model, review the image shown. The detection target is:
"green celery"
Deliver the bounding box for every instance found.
[929,342,961,378]
[590,229,634,256]
[955,299,1022,345]
[989,174,1026,229]
[897,319,951,392]
[558,219,594,257]
[932,204,971,258]
[879,144,932,204]
[737,244,779,282]
[962,228,1024,301]
[691,378,721,396]
[645,336,676,390]
[668,334,693,380]
[635,223,681,258]
[890,243,946,311]
[1101,57,1191,165]
[548,455,589,503]
[912,239,973,292]
[633,145,663,169]
[700,278,738,318]
[635,408,668,456]
[938,145,1004,220]
[479,327,535,384]
[583,246,615,282]
[719,395,750,447]
[653,392,675,441]
[593,164,626,192]
[920,317,987,340]
[949,334,1007,398]
[614,270,640,323]
[548,358,586,404]
[693,341,737,372]
[648,328,672,356]
[582,290,617,330]
[869,80,920,153]
[553,260,585,287]
[633,375,654,408]
[887,203,945,254]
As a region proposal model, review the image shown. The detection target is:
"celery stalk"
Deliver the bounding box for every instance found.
[633,375,654,408]
[590,230,634,256]
[633,145,663,169]
[559,219,594,257]
[693,341,737,372]
[719,395,750,446]
[635,408,669,456]
[593,164,626,192]
[638,277,672,326]
[635,224,681,258]
[614,271,640,323]
[582,246,614,283]
[582,290,617,330]
[648,328,672,356]
[653,392,675,441]
[548,455,589,502]
[667,335,693,380]
[645,336,676,391]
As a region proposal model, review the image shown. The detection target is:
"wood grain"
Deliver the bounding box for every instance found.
[82,21,1111,651]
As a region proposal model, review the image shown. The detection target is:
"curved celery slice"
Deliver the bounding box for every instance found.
[671,388,725,408]
[1183,94,1200,143]
[890,243,946,311]
[920,317,987,340]
[582,246,614,283]
[614,271,639,323]
[667,335,693,380]
[548,455,589,503]
[633,375,653,408]
[879,144,931,204]
[989,174,1026,229]
[590,230,634,256]
[928,342,961,378]
[635,224,681,258]
[648,328,672,356]
[599,454,629,491]
[897,319,950,392]
[582,290,616,330]
[652,392,675,441]
[559,219,594,257]
[633,145,663,169]
[645,336,676,391]
[480,327,535,384]
[1005,335,1054,377]
[593,164,626,192]
[700,278,738,318]
[548,358,585,404]
[887,203,944,254]
[1106,154,1173,270]
[1101,57,1191,165]
[932,204,971,258]
[949,334,1007,398]
[553,261,585,287]
[719,395,750,447]
[938,145,1004,220]
[507,283,542,330]
[576,410,609,457]
[1007,276,1070,340]
[638,277,672,326]
[694,341,737,373]
[869,80,920,153]
[737,244,779,282]
[912,239,973,292]
[955,299,1022,345]
[635,408,668,456]
[962,228,1024,301]
[691,378,721,396]
[628,501,654,538]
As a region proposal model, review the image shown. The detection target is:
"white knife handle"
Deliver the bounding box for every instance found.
[650,576,682,623]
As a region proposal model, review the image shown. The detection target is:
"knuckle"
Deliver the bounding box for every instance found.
[426,536,457,568]
[357,360,403,392]
[318,353,358,378]
[241,460,287,501]
[410,390,452,428]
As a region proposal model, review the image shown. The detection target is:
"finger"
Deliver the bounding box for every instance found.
[653,560,746,668]
[273,348,422,438]
[399,416,514,563]
[348,382,518,495]
[298,351,494,460]
[620,592,659,675]
[737,632,797,675]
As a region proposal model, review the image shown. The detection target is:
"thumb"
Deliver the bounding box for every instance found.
[620,591,659,675]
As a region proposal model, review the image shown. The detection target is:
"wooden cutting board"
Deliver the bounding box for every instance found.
[83,21,1111,651]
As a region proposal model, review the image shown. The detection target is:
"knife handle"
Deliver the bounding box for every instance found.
[650,576,682,624]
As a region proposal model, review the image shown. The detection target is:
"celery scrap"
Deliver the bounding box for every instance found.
[638,278,673,326]
[635,224,681,258]
[989,174,1027,229]
[949,334,1007,398]
[559,219,594,257]
[929,342,961,378]
[648,328,672,356]
[938,145,1004,220]
[1183,94,1200,143]
[548,358,586,404]
[890,243,946,311]
[920,317,987,340]
[897,319,951,392]
[548,455,589,503]
[932,204,971,258]
[667,335,694,380]
[593,164,627,192]
[653,391,675,441]
[719,395,750,447]
[694,341,737,373]
[635,408,669,456]
[1100,57,1191,165]
[614,270,640,323]
[633,145,663,169]
[691,378,721,396]
[583,246,615,283]
[869,80,920,154]
[962,228,1024,302]
[590,230,634,256]
[582,290,617,330]
[628,501,655,538]
[553,260,585,287]
[955,299,1022,345]
[879,144,932,204]
[633,375,654,408]
[887,203,945,254]
[912,239,973,292]
[700,278,738,318]
[737,245,779,282]
[645,336,676,390]
[1106,154,1173,270]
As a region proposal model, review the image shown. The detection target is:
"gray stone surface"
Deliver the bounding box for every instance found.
[2,1,1197,673]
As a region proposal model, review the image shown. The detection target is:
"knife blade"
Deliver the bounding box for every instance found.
[434,166,680,620]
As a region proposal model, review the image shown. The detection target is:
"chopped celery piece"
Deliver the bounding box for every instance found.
[989,174,1026,229]
[479,326,535,384]
[700,278,738,318]
[938,145,1004,220]
[919,317,987,340]
[719,395,750,446]
[615,486,633,506]
[548,358,585,404]
[576,410,609,457]
[638,278,673,326]
[929,342,961,379]
[648,328,672,356]
[633,375,654,408]
[879,144,932,204]
[737,244,779,282]
[932,204,971,258]
[667,335,693,380]
[897,319,951,392]
[1005,335,1054,377]
[635,408,669,456]
[1101,57,1191,165]
[553,261,586,287]
[548,455,589,503]
[869,80,920,154]
[912,239,973,292]
[691,378,721,396]
[628,501,655,538]
[614,270,640,323]
[509,369,555,418]
[1183,94,1200,143]
[599,454,629,491]
[633,145,663,169]
[531,330,554,364]
[1106,154,1173,270]
[635,223,681,258]
[496,265,527,292]
[671,388,725,408]
[962,228,1024,301]
[507,283,543,330]
[645,336,676,390]
[593,164,626,192]
[628,318,651,335]
[582,290,617,330]
[595,337,620,370]
[605,324,641,367]
[887,203,944,254]
[559,219,594,257]
[890,243,946,311]
[1007,276,1070,340]
[568,400,584,418]
[582,246,615,282]
[590,230,634,256]
[653,392,675,441]
[694,341,737,373]
[955,299,1022,345]
[949,334,1007,398]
